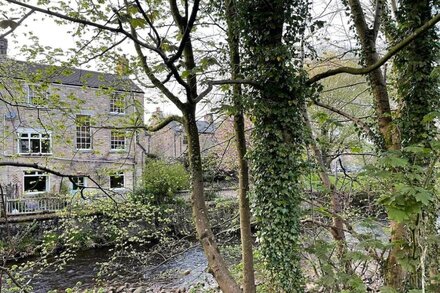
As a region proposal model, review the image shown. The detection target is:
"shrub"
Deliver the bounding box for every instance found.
[132,159,190,205]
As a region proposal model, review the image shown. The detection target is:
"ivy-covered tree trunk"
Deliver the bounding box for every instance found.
[239,0,308,290]
[394,0,439,288]
[345,0,405,288]
[184,107,241,293]
[395,0,438,146]
[225,0,256,291]
[347,0,439,289]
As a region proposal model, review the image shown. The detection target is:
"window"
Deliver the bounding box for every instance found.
[110,130,126,150]
[18,131,51,154]
[24,171,49,194]
[27,84,48,105]
[71,176,86,192]
[110,172,124,189]
[76,115,92,150]
[110,93,125,114]
[182,135,188,145]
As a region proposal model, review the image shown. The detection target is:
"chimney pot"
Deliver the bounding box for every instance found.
[0,37,8,57]
[204,113,214,124]
[115,55,129,76]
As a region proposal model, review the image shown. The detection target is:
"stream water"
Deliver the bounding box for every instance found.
[20,245,218,292]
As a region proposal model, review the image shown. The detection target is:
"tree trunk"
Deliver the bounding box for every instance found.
[184,107,240,293]
[303,110,350,273]
[233,111,256,293]
[346,0,405,288]
[225,0,256,291]
[239,1,307,290]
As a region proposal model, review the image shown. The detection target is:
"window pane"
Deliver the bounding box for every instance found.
[28,85,48,105]
[71,176,85,191]
[24,172,48,193]
[110,173,124,189]
[76,115,92,149]
[20,139,30,153]
[110,131,126,150]
[18,132,51,154]
[41,139,50,153]
[30,138,40,153]
[110,93,125,113]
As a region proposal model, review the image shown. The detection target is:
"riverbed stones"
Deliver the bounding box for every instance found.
[133,287,146,293]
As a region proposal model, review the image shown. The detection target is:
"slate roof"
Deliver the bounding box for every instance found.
[0,58,143,93]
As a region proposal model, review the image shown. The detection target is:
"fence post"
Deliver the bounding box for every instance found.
[0,184,5,218]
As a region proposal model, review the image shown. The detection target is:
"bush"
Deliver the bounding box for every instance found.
[132,159,190,205]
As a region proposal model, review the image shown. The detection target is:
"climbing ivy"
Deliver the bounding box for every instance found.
[237,0,311,291]
[394,0,439,146]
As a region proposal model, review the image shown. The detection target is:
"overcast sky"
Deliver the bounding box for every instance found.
[1,0,367,120]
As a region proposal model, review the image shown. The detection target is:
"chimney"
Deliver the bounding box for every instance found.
[115,55,130,76]
[152,106,163,120]
[0,37,7,57]
[204,113,214,124]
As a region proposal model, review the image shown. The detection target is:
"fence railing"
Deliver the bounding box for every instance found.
[4,197,68,216]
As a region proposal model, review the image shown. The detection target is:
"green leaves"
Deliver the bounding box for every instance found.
[129,18,147,29]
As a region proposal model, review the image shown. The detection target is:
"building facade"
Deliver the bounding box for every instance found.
[0,38,146,200]
[148,107,217,160]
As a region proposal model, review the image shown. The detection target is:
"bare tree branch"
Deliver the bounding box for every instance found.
[0,9,34,38]
[312,99,377,141]
[147,114,183,132]
[307,13,440,84]
[0,162,119,205]
[195,79,261,103]
[5,0,160,54]
[0,266,29,292]
[372,0,384,40]
[167,0,200,65]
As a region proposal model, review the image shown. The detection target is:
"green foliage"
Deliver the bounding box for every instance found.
[131,159,189,205]
[362,144,439,223]
[238,0,314,290]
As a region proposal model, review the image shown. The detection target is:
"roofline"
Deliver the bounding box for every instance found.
[0,58,145,94]
[1,76,145,94]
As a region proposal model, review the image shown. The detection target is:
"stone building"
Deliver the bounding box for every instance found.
[0,37,146,200]
[148,107,216,160]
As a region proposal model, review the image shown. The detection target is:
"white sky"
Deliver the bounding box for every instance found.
[1,0,372,120]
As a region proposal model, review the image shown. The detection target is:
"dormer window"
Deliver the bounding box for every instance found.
[110,92,125,114]
[17,129,52,155]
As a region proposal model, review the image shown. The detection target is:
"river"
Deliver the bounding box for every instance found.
[15,245,218,292]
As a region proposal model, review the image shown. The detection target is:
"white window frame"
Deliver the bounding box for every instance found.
[75,115,92,150]
[110,130,127,151]
[109,172,125,189]
[17,130,52,155]
[23,171,50,194]
[27,84,49,106]
[109,92,126,114]
[70,176,87,193]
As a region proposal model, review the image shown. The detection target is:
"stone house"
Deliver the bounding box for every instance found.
[148,107,216,160]
[0,37,146,200]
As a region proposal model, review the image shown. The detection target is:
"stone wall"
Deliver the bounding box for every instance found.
[0,82,146,195]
